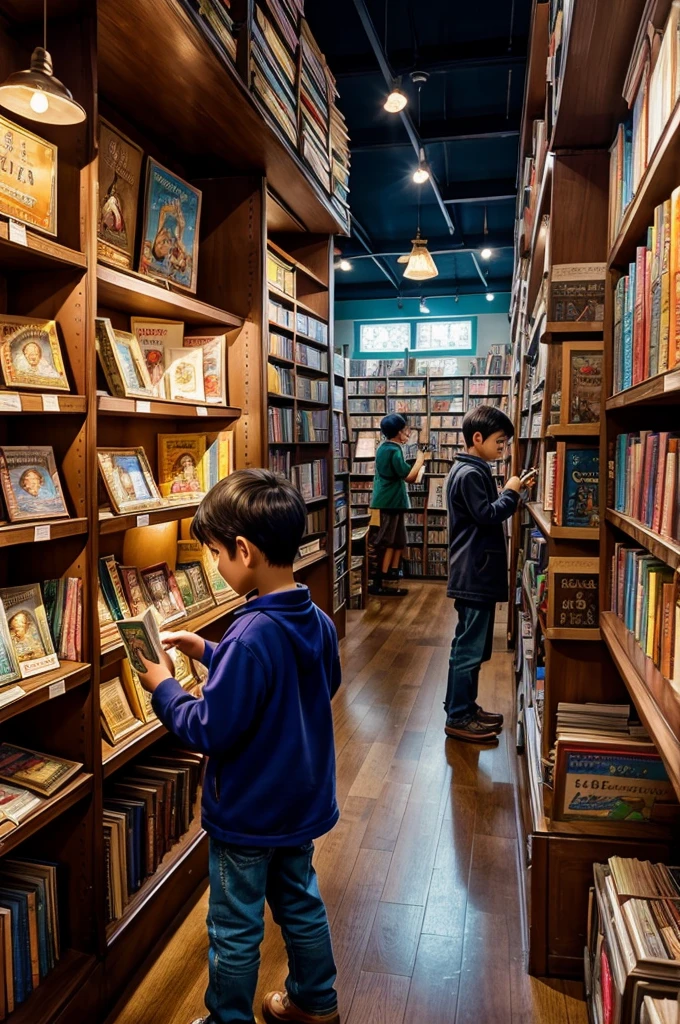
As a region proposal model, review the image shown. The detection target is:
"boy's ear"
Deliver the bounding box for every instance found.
[472,430,484,447]
[235,535,254,566]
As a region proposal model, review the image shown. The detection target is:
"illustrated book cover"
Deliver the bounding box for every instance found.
[0,446,68,523]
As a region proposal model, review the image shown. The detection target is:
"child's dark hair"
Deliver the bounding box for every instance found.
[462,405,514,447]
[192,469,306,567]
[381,413,407,439]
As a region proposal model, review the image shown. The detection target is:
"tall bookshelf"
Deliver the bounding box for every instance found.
[507,0,680,980]
[0,2,348,1022]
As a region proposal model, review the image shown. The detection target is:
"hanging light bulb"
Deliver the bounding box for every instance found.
[412,148,430,184]
[337,259,352,271]
[486,292,495,302]
[419,298,430,314]
[384,80,408,113]
[402,231,439,281]
[0,2,86,126]
[480,247,492,260]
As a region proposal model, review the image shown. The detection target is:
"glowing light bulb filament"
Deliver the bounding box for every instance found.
[29,89,49,113]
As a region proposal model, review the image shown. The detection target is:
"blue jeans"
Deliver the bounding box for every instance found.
[205,838,338,1024]
[444,600,495,723]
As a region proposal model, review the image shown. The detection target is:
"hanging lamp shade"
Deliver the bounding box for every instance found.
[0,47,86,125]
[402,231,438,281]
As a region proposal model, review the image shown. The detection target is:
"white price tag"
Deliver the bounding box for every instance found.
[136,400,151,413]
[34,524,51,542]
[136,513,150,528]
[49,680,66,699]
[664,369,680,392]
[196,405,208,417]
[42,393,60,411]
[8,219,27,246]
[0,685,26,708]
[0,392,21,411]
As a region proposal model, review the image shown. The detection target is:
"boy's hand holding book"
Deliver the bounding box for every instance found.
[161,630,205,661]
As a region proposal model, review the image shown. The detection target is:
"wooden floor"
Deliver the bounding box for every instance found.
[107,581,587,1024]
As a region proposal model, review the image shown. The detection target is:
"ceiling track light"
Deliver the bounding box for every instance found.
[384,77,408,113]
[412,147,430,184]
[0,0,86,124]
[486,292,495,302]
[419,298,430,314]
[337,259,352,271]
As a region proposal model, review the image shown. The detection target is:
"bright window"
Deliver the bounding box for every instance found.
[358,321,411,353]
[415,319,474,350]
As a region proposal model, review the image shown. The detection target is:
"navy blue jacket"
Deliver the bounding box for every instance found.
[446,454,519,604]
[152,586,341,846]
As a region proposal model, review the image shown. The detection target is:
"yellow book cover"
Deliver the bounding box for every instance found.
[670,186,680,367]
[157,433,206,498]
[646,570,658,659]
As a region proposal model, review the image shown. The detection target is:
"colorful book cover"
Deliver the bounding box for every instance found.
[562,448,599,528]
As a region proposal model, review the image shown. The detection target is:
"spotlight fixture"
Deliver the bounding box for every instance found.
[412,148,430,184]
[486,292,495,302]
[384,80,408,113]
[337,259,352,271]
[419,298,430,314]
[402,231,438,281]
[480,247,492,260]
[0,1,86,125]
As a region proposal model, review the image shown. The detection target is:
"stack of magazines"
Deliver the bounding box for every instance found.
[251,1,300,146]
[299,21,331,189]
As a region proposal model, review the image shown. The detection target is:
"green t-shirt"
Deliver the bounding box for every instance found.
[371,441,411,509]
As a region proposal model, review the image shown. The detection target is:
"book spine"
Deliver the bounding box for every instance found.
[660,198,672,372]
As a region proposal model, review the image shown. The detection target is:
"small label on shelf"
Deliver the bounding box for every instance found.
[136,513,150,528]
[8,219,27,246]
[664,369,680,392]
[34,524,51,542]
[136,400,152,413]
[42,393,60,411]
[196,405,208,416]
[0,685,26,708]
[0,392,21,411]
[49,680,66,699]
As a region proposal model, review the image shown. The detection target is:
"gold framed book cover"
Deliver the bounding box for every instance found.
[0,583,59,678]
[139,562,187,626]
[115,608,165,674]
[176,539,235,604]
[560,341,603,427]
[97,118,144,269]
[0,743,82,796]
[166,648,194,689]
[100,676,143,745]
[117,565,152,618]
[95,318,154,400]
[97,447,163,515]
[184,331,228,405]
[0,599,20,686]
[138,158,202,294]
[0,446,68,522]
[130,317,184,397]
[164,347,206,403]
[121,656,155,723]
[158,433,206,499]
[0,317,69,392]
[172,568,195,611]
[546,557,599,633]
[0,782,41,826]
[0,114,57,236]
[183,561,215,613]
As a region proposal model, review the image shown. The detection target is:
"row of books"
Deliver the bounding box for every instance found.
[267,251,295,298]
[329,83,350,217]
[348,397,385,414]
[516,117,548,258]
[269,331,294,360]
[612,192,680,392]
[104,746,203,923]
[269,448,291,476]
[296,342,328,371]
[613,431,680,539]
[304,506,327,536]
[291,459,327,501]
[268,364,295,396]
[251,2,298,146]
[297,377,328,403]
[332,412,349,474]
[0,579,81,686]
[268,405,294,442]
[300,22,331,190]
[0,857,61,1013]
[609,3,680,247]
[611,542,679,684]
[543,444,600,528]
[297,409,329,442]
[190,0,237,60]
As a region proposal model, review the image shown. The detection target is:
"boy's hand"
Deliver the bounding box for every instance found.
[520,468,538,489]
[161,630,205,660]
[504,475,522,493]
[137,650,175,692]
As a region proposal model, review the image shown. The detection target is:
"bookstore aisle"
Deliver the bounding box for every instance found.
[105,583,588,1024]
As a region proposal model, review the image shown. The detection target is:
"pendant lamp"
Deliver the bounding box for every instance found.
[402,230,438,281]
[0,1,86,125]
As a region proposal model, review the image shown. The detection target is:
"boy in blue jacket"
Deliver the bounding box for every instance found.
[138,469,341,1024]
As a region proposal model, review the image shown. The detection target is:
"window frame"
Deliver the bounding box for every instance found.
[353,316,477,359]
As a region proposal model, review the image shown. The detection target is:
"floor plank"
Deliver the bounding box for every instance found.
[362,902,424,976]
[345,971,411,1024]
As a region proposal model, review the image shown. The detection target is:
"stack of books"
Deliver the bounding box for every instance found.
[0,858,61,1012]
[295,342,328,371]
[269,332,294,360]
[268,405,294,442]
[292,460,327,501]
[329,82,350,218]
[303,506,326,536]
[268,364,295,396]
[556,702,639,740]
[191,0,237,60]
[269,448,292,477]
[296,312,328,344]
[613,431,679,539]
[299,21,331,189]
[250,1,299,146]
[42,577,83,662]
[296,376,328,402]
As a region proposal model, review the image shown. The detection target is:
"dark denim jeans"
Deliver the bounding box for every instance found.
[444,599,496,723]
[205,838,338,1024]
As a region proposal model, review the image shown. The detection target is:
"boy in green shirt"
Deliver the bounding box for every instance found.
[370,413,425,596]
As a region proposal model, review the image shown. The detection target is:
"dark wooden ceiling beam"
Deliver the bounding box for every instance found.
[332,39,528,78]
[341,232,515,258]
[441,178,517,204]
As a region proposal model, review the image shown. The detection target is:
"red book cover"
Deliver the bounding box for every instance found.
[644,244,652,378]
[600,945,613,1024]
[633,245,647,384]
[553,442,565,526]
[652,431,670,533]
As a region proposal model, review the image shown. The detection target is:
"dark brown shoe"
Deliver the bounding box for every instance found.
[262,992,339,1024]
[445,717,499,743]
[368,585,408,596]
[475,706,504,731]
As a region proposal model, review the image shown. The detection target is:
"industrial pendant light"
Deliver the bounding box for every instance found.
[384,79,408,113]
[402,230,438,281]
[412,148,430,184]
[0,0,86,125]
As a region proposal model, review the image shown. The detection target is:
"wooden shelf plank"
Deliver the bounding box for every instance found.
[97,395,241,419]
[7,949,95,1024]
[541,322,604,342]
[0,517,88,549]
[0,223,86,271]
[605,508,680,570]
[0,774,93,857]
[99,502,200,535]
[601,611,680,802]
[0,393,87,415]
[546,423,600,437]
[102,719,167,778]
[526,502,599,540]
[605,366,680,408]
[268,240,327,288]
[0,661,90,725]
[267,283,296,304]
[294,550,328,572]
[268,353,295,367]
[97,264,244,328]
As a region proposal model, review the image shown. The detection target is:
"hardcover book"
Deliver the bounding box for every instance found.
[0,599,20,686]
[95,318,154,400]
[97,447,163,515]
[117,566,152,619]
[562,447,600,528]
[0,584,59,679]
[0,783,42,828]
[139,563,186,626]
[0,744,81,797]
[100,676,143,745]
[0,317,69,392]
[116,607,166,675]
[157,434,206,499]
[97,119,144,269]
[0,114,56,235]
[0,446,68,522]
[164,347,206,403]
[176,539,236,604]
[183,332,227,405]
[130,318,184,397]
[138,158,202,294]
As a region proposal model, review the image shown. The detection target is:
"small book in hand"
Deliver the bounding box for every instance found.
[116,607,166,674]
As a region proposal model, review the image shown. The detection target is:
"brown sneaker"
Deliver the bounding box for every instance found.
[475,706,504,731]
[445,717,499,743]
[262,992,339,1024]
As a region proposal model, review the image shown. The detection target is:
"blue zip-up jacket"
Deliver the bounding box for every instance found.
[151,585,341,846]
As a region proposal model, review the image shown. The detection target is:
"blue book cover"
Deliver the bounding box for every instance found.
[622,266,634,389]
[623,121,633,209]
[563,448,599,528]
[0,890,31,1003]
[615,433,628,511]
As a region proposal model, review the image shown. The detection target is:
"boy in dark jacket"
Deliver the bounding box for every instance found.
[137,469,341,1024]
[444,406,534,743]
